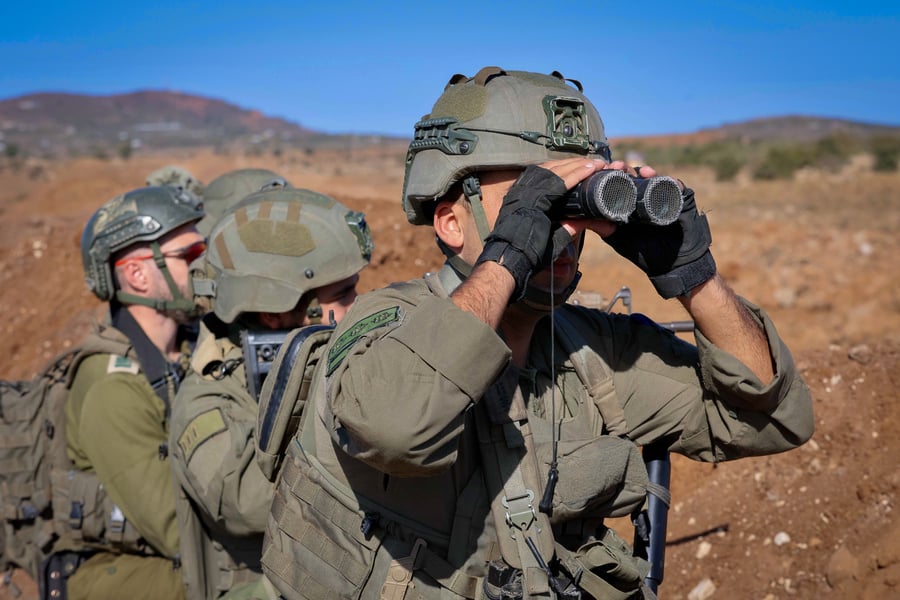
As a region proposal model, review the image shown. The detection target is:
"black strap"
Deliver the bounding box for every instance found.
[111,305,179,415]
[38,551,87,600]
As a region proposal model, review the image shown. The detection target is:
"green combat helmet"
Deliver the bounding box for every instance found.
[81,186,205,313]
[198,168,291,236]
[402,67,610,308]
[201,186,372,324]
[403,67,610,236]
[145,165,205,197]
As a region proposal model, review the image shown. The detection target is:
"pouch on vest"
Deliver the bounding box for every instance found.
[49,468,148,555]
[557,526,650,600]
[536,436,648,522]
[256,325,333,482]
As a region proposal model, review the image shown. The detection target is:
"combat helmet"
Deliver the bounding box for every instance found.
[198,168,291,235]
[403,67,610,230]
[201,186,372,324]
[145,165,205,198]
[81,185,205,311]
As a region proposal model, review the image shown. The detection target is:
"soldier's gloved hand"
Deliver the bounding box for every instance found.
[475,166,570,302]
[603,187,717,298]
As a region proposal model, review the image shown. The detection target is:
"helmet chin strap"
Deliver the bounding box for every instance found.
[114,241,199,315]
[445,173,580,312]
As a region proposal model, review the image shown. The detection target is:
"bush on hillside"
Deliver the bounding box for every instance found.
[870,135,900,172]
[711,154,743,181]
[753,145,815,180]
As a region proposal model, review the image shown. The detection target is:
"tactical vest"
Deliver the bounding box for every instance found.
[261,275,652,600]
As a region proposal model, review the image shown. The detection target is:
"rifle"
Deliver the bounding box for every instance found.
[240,329,290,401]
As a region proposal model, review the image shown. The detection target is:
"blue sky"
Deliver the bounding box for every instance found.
[1,1,897,138]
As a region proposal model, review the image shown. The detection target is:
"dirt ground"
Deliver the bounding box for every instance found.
[1,147,898,599]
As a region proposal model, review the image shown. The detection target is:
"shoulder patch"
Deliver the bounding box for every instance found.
[326,306,401,376]
[107,354,140,375]
[177,408,227,462]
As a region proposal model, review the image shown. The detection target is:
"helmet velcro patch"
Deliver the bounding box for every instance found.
[238,220,314,257]
[431,84,487,123]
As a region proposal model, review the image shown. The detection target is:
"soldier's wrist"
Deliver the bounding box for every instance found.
[476,241,532,302]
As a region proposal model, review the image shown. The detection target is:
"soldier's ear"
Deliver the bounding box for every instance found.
[433,200,464,253]
[115,261,150,294]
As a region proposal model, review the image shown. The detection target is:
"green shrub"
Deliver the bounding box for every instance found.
[711,154,743,181]
[870,135,900,172]
[753,145,815,180]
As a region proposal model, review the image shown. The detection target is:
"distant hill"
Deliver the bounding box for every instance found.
[0,90,398,158]
[612,115,899,148]
[1,90,896,159]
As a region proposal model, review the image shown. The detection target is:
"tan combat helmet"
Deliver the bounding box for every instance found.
[201,186,372,324]
[81,186,205,312]
[402,67,610,232]
[198,168,291,235]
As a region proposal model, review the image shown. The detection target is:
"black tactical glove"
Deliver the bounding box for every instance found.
[603,187,716,298]
[475,166,571,302]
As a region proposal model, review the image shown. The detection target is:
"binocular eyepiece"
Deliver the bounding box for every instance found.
[558,170,684,225]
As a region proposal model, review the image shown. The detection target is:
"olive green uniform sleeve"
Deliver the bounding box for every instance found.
[603,299,813,461]
[169,372,274,535]
[78,373,180,557]
[326,288,510,477]
[66,354,112,470]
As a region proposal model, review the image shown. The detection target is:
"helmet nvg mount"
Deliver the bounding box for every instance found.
[82,186,205,310]
[402,67,611,227]
[201,186,372,324]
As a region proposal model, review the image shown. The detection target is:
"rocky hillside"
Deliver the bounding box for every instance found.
[0,90,397,158]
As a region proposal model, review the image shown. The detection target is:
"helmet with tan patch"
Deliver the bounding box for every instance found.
[202,186,372,323]
[402,67,610,225]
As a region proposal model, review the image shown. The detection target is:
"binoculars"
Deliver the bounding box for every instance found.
[558,170,683,225]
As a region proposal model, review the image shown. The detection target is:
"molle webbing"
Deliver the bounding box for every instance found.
[267,448,483,599]
[478,368,555,598]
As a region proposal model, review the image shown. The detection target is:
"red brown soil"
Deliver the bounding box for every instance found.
[2,148,898,599]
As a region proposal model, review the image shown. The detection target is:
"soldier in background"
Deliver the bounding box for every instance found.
[169,186,372,599]
[61,186,205,599]
[260,68,814,599]
[196,168,289,236]
[146,165,205,199]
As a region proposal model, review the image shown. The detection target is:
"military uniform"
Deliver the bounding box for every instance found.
[263,264,814,599]
[169,316,278,600]
[62,313,188,600]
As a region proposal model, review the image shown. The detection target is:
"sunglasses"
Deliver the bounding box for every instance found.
[114,240,207,267]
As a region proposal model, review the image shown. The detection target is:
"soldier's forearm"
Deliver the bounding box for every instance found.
[679,274,775,383]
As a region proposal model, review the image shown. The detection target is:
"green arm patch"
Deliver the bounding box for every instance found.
[326,306,401,376]
[177,408,227,462]
[107,354,140,375]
